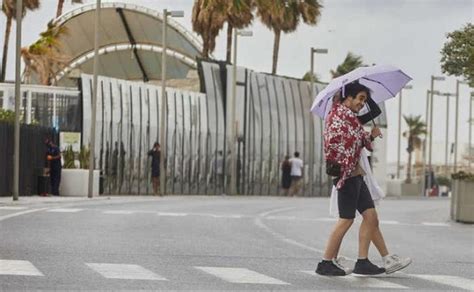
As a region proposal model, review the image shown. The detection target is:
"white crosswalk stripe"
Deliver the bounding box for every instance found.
[412,274,474,291]
[0,206,28,210]
[196,267,289,285]
[46,208,83,213]
[302,271,408,289]
[86,263,167,280]
[0,260,44,276]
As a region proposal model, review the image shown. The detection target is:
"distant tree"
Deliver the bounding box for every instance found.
[255,0,322,74]
[440,23,474,87]
[302,71,319,82]
[403,115,427,183]
[330,52,364,78]
[1,0,41,82]
[56,0,82,18]
[224,0,254,63]
[22,21,69,85]
[192,0,227,58]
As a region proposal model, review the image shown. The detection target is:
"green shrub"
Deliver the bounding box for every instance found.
[452,171,474,182]
[436,175,452,187]
[62,146,76,169]
[78,146,90,169]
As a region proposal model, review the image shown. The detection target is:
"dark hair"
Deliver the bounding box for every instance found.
[294,151,300,157]
[153,142,160,147]
[341,81,371,101]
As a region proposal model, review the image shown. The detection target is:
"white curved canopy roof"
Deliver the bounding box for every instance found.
[51,2,203,86]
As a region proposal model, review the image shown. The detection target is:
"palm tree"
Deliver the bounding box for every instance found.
[330,52,365,78]
[1,0,40,82]
[224,0,254,63]
[403,115,427,183]
[256,0,322,74]
[56,0,82,18]
[22,21,69,85]
[302,71,319,82]
[192,0,227,58]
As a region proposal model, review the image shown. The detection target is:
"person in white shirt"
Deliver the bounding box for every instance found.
[289,151,304,196]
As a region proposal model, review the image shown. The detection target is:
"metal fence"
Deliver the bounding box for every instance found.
[0,122,57,196]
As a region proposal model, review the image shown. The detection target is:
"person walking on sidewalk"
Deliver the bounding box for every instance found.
[45,138,62,196]
[316,81,387,276]
[281,155,292,196]
[148,142,161,195]
[289,152,304,196]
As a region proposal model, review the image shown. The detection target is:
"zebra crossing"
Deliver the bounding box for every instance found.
[1,259,473,290]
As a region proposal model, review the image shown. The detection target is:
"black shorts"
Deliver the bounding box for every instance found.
[334,175,375,219]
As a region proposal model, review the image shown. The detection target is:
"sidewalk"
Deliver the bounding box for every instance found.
[0,195,115,206]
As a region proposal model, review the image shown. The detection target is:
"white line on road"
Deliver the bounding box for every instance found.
[0,206,28,210]
[421,222,451,227]
[412,274,474,291]
[302,271,409,289]
[0,260,44,276]
[157,212,188,217]
[46,208,83,213]
[86,263,167,280]
[195,267,289,285]
[0,208,49,222]
[103,210,134,215]
[380,220,400,225]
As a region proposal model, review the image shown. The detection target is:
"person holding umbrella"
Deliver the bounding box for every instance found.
[328,90,412,275]
[311,65,413,276]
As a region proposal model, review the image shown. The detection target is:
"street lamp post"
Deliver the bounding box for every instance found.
[309,47,328,197]
[454,80,468,172]
[12,0,23,201]
[87,0,101,199]
[427,76,445,193]
[396,85,412,179]
[442,93,452,175]
[470,92,474,170]
[160,9,184,196]
[229,30,252,196]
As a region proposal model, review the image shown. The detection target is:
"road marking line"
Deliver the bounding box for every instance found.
[421,222,451,227]
[157,212,187,216]
[46,208,83,213]
[0,260,44,276]
[412,274,474,291]
[103,210,134,215]
[86,263,167,280]
[195,267,289,285]
[380,220,400,225]
[0,208,49,222]
[0,206,28,210]
[302,271,408,289]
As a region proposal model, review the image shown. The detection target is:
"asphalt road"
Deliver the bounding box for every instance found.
[0,196,473,291]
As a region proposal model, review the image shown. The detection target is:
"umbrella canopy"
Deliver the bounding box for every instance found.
[310,64,412,118]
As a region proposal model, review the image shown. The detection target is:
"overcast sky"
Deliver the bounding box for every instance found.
[1,0,473,164]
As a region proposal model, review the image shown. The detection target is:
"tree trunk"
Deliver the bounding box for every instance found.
[56,0,65,18]
[226,23,233,64]
[406,137,413,183]
[1,16,13,82]
[271,29,281,75]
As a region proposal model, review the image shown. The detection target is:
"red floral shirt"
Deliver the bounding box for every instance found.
[324,103,373,189]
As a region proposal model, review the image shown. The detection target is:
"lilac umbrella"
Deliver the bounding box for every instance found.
[310,64,412,118]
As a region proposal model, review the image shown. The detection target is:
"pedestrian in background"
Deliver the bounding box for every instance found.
[281,155,292,196]
[45,138,62,196]
[289,151,304,196]
[148,142,161,196]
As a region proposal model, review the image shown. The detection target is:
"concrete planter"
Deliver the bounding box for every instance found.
[60,169,100,197]
[451,180,474,223]
[387,179,422,196]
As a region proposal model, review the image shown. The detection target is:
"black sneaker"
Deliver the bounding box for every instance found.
[353,258,386,275]
[315,260,347,276]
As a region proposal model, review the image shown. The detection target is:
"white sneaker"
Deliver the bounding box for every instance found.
[333,257,353,275]
[384,254,412,274]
